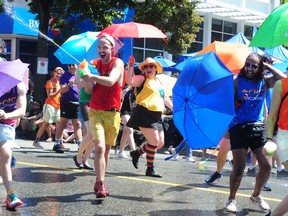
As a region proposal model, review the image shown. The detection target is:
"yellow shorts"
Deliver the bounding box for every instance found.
[89,109,121,146]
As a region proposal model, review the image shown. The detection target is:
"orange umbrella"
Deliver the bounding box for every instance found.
[196,41,252,75]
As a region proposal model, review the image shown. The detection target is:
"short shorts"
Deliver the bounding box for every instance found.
[229,122,266,151]
[60,101,79,119]
[0,123,15,145]
[43,104,60,123]
[89,109,121,146]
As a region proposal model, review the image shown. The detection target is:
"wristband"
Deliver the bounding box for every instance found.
[266,137,273,141]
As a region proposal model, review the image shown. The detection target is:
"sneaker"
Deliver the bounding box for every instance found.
[277,169,288,178]
[53,145,64,153]
[117,151,129,159]
[94,181,109,196]
[205,172,223,184]
[6,193,23,209]
[250,195,270,211]
[46,137,53,142]
[170,148,178,161]
[11,156,16,169]
[262,182,272,192]
[60,144,70,151]
[33,142,43,149]
[225,198,237,213]
[146,167,162,178]
[247,167,258,176]
[265,211,271,216]
[94,181,107,198]
[186,156,196,163]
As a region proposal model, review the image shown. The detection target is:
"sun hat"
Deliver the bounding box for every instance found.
[138,57,163,74]
[100,33,115,47]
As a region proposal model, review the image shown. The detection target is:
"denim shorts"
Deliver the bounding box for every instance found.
[0,123,15,144]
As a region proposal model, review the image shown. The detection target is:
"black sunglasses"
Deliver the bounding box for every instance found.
[144,65,155,69]
[68,64,75,67]
[245,62,258,70]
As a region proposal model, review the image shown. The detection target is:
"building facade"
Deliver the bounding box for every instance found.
[0,0,281,69]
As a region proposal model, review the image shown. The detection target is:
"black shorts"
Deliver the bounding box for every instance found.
[229,122,266,151]
[126,105,163,131]
[60,101,79,119]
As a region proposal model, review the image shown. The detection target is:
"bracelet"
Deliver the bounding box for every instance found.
[266,137,273,141]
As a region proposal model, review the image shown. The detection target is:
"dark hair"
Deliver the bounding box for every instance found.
[238,53,264,81]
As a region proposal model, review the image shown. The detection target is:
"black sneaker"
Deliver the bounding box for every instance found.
[247,167,258,176]
[53,145,64,153]
[205,172,223,184]
[277,169,288,178]
[60,144,70,152]
[130,150,140,169]
[262,182,272,191]
[146,167,162,178]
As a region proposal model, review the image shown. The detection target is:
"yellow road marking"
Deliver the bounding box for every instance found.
[18,161,282,202]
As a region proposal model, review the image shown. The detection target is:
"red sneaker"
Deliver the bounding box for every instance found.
[6,193,23,209]
[94,181,108,198]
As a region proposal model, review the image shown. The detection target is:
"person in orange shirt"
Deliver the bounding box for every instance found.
[32,67,63,148]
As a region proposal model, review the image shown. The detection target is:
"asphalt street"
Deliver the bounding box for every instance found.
[0,139,287,216]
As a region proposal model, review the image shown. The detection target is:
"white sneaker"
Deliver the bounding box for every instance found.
[186,156,195,163]
[170,148,178,160]
[117,151,129,159]
[225,198,237,213]
[250,195,270,211]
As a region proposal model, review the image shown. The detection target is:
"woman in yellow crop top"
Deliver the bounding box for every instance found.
[126,57,173,178]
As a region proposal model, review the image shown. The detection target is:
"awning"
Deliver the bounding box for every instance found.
[196,0,268,25]
[0,7,38,36]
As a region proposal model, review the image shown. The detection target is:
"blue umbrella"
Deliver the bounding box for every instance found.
[264,46,288,62]
[174,57,193,71]
[153,56,176,71]
[172,52,235,149]
[54,31,124,64]
[54,32,100,64]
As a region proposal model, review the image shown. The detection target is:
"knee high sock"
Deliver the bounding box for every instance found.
[145,143,157,168]
[138,143,148,155]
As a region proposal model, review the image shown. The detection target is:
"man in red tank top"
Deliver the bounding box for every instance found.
[84,34,124,198]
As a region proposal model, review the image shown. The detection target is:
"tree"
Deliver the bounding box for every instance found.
[133,0,202,56]
[0,0,134,103]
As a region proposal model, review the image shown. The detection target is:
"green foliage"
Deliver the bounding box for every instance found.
[24,0,135,43]
[134,0,202,55]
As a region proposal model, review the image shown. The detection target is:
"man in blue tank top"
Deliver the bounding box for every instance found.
[225,53,286,213]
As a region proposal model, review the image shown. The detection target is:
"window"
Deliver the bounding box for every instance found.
[187,18,204,53]
[133,38,164,63]
[18,39,37,74]
[211,19,237,42]
[0,39,11,61]
[244,25,254,40]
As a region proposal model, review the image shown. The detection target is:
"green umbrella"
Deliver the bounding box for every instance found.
[250,3,288,48]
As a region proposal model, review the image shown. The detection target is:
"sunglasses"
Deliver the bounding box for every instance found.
[245,62,258,70]
[68,64,75,67]
[144,65,155,69]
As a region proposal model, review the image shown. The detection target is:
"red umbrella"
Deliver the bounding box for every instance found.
[98,22,167,39]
